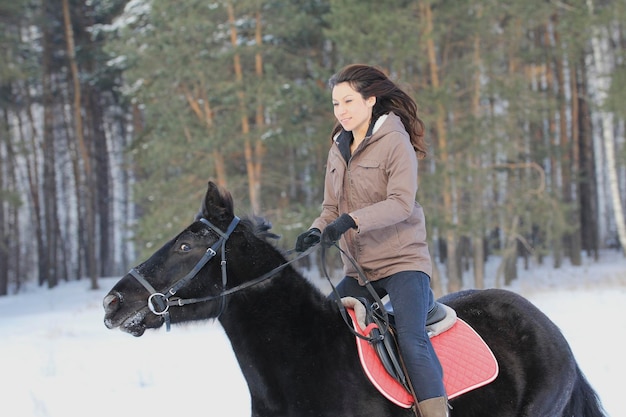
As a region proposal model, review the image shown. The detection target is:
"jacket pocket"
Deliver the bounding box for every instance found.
[351,159,386,203]
[358,225,402,268]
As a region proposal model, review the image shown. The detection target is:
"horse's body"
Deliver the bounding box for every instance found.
[103,182,606,417]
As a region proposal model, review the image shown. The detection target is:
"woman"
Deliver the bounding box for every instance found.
[296,64,447,417]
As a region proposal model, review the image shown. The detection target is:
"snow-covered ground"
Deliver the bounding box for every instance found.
[1,250,624,417]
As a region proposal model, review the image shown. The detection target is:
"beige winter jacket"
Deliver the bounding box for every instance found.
[311,112,433,282]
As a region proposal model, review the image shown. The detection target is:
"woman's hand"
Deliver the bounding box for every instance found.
[295,228,321,252]
[321,214,357,247]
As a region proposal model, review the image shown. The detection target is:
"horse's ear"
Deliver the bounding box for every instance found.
[199,181,234,223]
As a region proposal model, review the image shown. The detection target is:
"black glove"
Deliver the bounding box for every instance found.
[321,214,357,248]
[295,228,321,252]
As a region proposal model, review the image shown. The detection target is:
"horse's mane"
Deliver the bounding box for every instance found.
[240,215,281,243]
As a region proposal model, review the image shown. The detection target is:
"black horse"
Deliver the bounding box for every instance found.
[103,181,606,417]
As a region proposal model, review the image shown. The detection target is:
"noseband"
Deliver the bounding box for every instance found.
[129,216,240,331]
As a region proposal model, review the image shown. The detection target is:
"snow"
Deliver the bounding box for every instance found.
[1,250,624,417]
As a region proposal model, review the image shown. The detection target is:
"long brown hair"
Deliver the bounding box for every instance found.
[328,64,427,159]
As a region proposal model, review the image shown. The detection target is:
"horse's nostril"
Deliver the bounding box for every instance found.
[103,293,120,314]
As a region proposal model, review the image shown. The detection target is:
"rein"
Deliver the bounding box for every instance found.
[321,243,390,343]
[128,215,388,343]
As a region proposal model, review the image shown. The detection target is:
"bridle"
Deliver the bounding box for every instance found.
[128,216,240,331]
[128,215,315,331]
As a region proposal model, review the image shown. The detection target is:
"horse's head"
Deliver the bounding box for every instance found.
[103,181,243,336]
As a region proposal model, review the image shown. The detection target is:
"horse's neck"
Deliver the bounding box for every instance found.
[218,270,345,392]
[220,270,331,345]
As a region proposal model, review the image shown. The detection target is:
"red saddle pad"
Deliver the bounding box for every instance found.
[347,308,499,408]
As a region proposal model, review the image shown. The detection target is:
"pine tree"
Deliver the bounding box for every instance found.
[107,0,330,255]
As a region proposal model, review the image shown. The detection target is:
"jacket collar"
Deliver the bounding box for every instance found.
[334,114,390,162]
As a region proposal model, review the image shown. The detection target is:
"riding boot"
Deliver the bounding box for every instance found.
[417,396,449,417]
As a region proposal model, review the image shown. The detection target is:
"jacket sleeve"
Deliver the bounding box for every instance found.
[350,132,418,233]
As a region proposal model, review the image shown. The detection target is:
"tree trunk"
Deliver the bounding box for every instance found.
[42,70,58,288]
[496,215,520,288]
[420,0,459,293]
[79,0,112,277]
[12,99,34,292]
[470,12,485,289]
[542,23,564,269]
[568,60,583,265]
[0,108,8,295]
[251,8,265,214]
[227,1,264,213]
[184,84,227,187]
[551,12,582,266]
[87,87,112,277]
[33,2,49,286]
[585,3,609,250]
[62,0,98,288]
[587,0,626,255]
[61,85,85,280]
[577,58,599,259]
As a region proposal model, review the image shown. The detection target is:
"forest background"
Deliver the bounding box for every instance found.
[1,0,625,297]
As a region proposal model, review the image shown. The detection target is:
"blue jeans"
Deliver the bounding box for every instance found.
[335,271,445,401]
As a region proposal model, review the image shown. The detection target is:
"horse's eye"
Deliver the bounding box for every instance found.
[180,243,192,252]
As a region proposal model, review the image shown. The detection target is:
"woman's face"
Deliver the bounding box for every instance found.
[332,82,376,140]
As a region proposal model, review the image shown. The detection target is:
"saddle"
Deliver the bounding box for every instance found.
[342,297,457,391]
[343,297,499,407]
